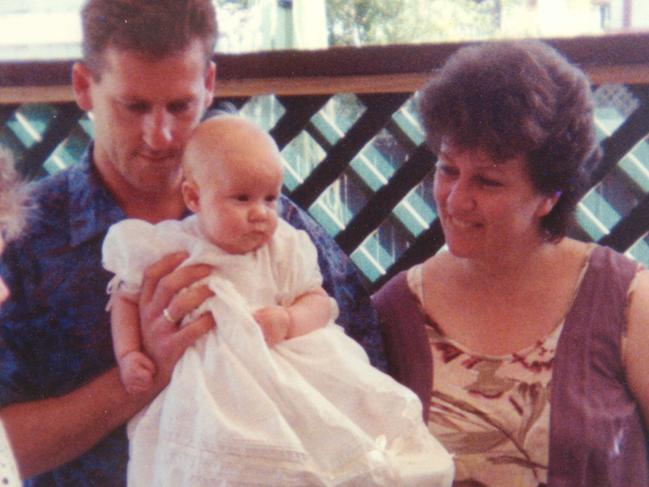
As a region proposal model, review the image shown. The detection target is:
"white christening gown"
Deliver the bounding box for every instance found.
[102,216,454,487]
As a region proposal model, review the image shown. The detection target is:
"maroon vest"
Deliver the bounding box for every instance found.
[372,246,649,486]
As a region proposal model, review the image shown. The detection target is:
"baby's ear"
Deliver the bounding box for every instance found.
[181,179,200,213]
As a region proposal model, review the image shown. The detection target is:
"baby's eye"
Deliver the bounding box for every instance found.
[265,195,278,203]
[235,194,250,202]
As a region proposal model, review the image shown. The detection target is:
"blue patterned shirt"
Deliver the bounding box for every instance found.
[0,147,386,486]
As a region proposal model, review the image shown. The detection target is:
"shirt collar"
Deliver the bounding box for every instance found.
[68,143,125,247]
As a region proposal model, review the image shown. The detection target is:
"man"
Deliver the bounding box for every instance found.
[0,1,383,485]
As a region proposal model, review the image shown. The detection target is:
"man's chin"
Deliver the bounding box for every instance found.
[128,172,182,194]
[137,154,180,167]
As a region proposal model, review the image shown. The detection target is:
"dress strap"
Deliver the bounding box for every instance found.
[548,245,647,486]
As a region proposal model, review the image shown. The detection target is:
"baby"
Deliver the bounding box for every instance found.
[103,116,454,486]
[109,116,332,394]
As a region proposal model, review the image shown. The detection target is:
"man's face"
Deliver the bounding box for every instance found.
[73,40,215,196]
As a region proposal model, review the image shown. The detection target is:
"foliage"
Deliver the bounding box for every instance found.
[326,0,523,46]
[213,0,535,48]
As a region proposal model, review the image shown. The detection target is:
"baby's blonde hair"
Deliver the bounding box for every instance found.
[182,115,282,185]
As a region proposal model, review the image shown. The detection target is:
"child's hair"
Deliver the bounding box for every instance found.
[181,115,282,184]
[0,146,32,242]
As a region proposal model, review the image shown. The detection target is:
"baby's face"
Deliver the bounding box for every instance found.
[194,155,283,254]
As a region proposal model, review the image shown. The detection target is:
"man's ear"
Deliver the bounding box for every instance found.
[203,61,216,111]
[182,179,201,213]
[72,62,94,112]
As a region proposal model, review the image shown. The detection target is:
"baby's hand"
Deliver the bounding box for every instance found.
[253,305,291,346]
[119,350,156,394]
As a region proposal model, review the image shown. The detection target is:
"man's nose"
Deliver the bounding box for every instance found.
[143,108,174,150]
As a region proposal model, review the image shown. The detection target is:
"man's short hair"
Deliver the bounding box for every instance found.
[81,0,218,78]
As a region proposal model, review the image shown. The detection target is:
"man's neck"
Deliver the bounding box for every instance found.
[121,191,187,223]
[104,172,187,223]
[91,146,187,223]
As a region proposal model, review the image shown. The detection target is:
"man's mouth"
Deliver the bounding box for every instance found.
[138,152,177,162]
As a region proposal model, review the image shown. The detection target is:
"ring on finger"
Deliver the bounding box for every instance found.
[163,307,178,324]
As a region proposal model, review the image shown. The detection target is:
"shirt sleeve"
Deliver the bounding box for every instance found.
[102,219,162,293]
[102,218,195,293]
[271,220,324,307]
[277,195,387,371]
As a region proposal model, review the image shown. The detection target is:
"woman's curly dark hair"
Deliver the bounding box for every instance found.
[419,40,600,241]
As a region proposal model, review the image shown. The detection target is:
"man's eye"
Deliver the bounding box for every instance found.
[125,102,148,113]
[168,101,191,114]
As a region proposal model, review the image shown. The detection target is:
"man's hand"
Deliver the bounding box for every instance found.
[253,305,291,346]
[139,252,215,386]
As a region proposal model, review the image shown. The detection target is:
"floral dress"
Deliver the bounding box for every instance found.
[408,265,561,487]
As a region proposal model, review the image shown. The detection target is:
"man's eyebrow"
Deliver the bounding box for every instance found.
[115,95,148,103]
[168,96,197,105]
[115,95,196,104]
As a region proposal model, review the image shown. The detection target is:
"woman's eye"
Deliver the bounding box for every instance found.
[478,177,503,187]
[436,163,457,177]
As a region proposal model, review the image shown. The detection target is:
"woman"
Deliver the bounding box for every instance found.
[372,40,649,486]
[0,146,31,485]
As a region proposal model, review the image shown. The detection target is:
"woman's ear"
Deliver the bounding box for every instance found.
[72,62,94,112]
[536,191,561,218]
[182,179,201,213]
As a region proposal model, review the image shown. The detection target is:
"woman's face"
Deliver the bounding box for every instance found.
[0,234,8,305]
[433,142,556,261]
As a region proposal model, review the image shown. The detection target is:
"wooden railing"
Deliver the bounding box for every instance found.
[1,33,649,290]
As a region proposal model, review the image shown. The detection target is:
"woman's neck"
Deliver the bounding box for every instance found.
[458,237,563,293]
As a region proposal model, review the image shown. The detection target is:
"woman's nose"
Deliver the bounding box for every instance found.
[446,180,476,211]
